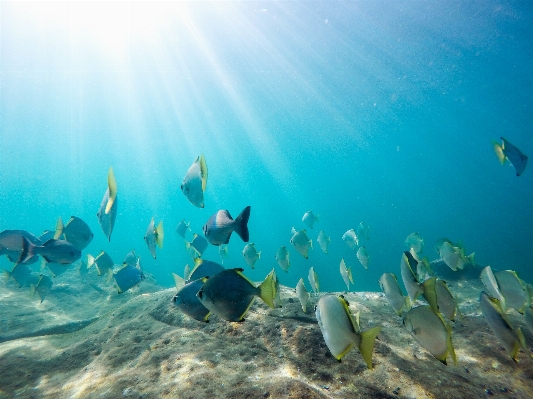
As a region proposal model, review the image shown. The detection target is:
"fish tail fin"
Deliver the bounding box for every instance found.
[358,326,381,370]
[87,254,95,268]
[258,269,277,309]
[54,216,64,240]
[18,237,37,265]
[105,167,117,214]
[493,141,506,164]
[155,220,164,249]
[234,206,251,242]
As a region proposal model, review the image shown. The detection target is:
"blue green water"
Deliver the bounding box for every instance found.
[1,1,532,293]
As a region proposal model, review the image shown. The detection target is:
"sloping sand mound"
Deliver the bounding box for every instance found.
[1,265,532,399]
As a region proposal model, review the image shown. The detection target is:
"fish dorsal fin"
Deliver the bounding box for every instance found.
[155,220,164,249]
[291,227,297,235]
[105,167,117,214]
[172,273,185,290]
[54,216,64,240]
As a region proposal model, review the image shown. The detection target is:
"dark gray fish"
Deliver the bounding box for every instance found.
[172,277,211,322]
[32,274,53,303]
[97,167,117,241]
[185,234,209,258]
[187,258,224,283]
[144,217,164,259]
[0,229,41,264]
[54,216,94,251]
[110,263,145,293]
[19,237,81,265]
[181,154,208,208]
[197,268,277,322]
[494,137,528,176]
[3,262,33,287]
[203,206,251,246]
[87,251,114,276]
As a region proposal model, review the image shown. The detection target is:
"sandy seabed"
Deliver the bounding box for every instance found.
[1,263,532,399]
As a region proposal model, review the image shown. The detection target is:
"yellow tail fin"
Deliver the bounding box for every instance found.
[358,326,382,370]
[156,220,164,249]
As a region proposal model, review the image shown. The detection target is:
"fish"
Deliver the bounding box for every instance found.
[317,231,330,254]
[181,154,208,208]
[242,243,261,269]
[109,262,145,293]
[356,246,370,269]
[144,218,164,259]
[197,268,277,322]
[403,305,457,365]
[219,245,229,263]
[175,220,191,238]
[275,246,290,272]
[296,278,310,312]
[414,253,433,280]
[302,211,319,229]
[185,234,209,259]
[479,291,527,362]
[0,229,42,264]
[32,274,53,303]
[405,233,424,254]
[290,228,312,259]
[434,279,461,321]
[494,270,530,314]
[173,277,211,322]
[438,241,467,271]
[187,258,224,283]
[493,137,528,176]
[122,250,138,267]
[96,167,118,241]
[340,258,354,290]
[400,251,423,302]
[315,294,381,369]
[43,259,71,277]
[19,237,81,265]
[203,206,251,246]
[356,222,370,240]
[480,266,507,312]
[342,229,358,250]
[379,273,410,316]
[3,262,33,287]
[308,266,320,293]
[54,216,93,251]
[87,251,114,276]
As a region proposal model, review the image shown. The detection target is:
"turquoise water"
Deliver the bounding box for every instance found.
[1,1,532,293]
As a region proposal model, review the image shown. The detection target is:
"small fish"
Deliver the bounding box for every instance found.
[43,258,70,277]
[97,167,118,241]
[275,246,290,272]
[122,250,138,267]
[290,228,312,259]
[356,246,370,269]
[296,278,310,312]
[54,216,93,251]
[494,270,529,314]
[242,243,261,269]
[203,206,251,246]
[32,274,53,303]
[493,137,528,176]
[340,258,354,290]
[480,266,507,312]
[185,234,209,259]
[175,220,191,239]
[439,241,467,271]
[403,305,457,365]
[19,237,81,265]
[87,251,114,276]
[109,262,145,293]
[302,211,319,229]
[308,266,320,293]
[187,258,224,282]
[342,229,358,250]
[479,291,527,362]
[400,251,423,303]
[173,277,211,322]
[356,222,370,241]
[379,273,410,316]
[315,294,381,369]
[414,253,433,280]
[405,233,424,254]
[144,218,164,259]
[197,268,277,322]
[219,245,229,263]
[317,231,330,254]
[3,262,33,287]
[181,154,208,208]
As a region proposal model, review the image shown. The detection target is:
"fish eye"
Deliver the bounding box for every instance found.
[198,290,203,299]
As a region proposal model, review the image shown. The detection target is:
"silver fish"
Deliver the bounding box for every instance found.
[379,273,410,316]
[356,246,370,269]
[219,245,229,264]
[308,266,320,293]
[400,251,423,302]
[342,229,358,250]
[317,231,330,254]
[144,218,164,259]
[296,278,310,312]
[302,211,319,229]
[242,243,260,269]
[290,228,312,259]
[340,258,353,290]
[203,206,251,246]
[96,167,117,241]
[275,246,290,272]
[181,154,208,208]
[356,222,370,240]
[405,232,424,254]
